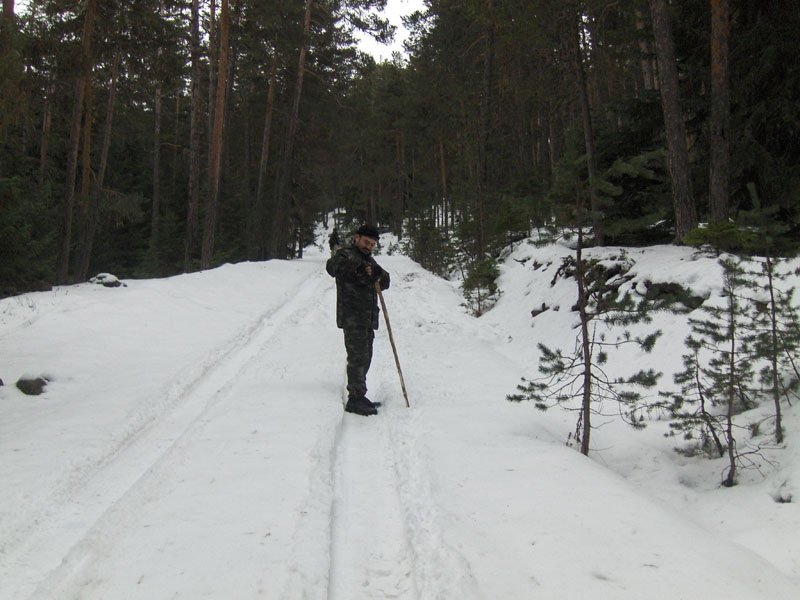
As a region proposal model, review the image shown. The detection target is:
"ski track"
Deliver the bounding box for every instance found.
[296,337,481,600]
[378,397,482,600]
[279,260,482,599]
[0,278,305,562]
[4,256,484,599]
[326,393,417,600]
[4,266,333,600]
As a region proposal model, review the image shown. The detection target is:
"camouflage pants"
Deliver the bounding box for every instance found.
[343,327,374,399]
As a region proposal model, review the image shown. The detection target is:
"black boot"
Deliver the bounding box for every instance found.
[345,396,378,416]
[363,397,382,408]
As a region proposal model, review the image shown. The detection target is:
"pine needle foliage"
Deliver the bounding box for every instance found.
[508,226,662,455]
[744,257,800,444]
[665,257,756,486]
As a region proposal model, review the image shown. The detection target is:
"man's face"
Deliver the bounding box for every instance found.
[354,234,377,255]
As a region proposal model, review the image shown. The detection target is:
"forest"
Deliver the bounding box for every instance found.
[0,0,798,297]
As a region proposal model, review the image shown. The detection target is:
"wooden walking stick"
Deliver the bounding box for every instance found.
[375,280,411,407]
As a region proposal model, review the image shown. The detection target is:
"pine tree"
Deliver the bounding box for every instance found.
[747,256,800,444]
[668,257,756,486]
[508,223,661,455]
[461,257,500,317]
[684,208,799,445]
[661,342,726,458]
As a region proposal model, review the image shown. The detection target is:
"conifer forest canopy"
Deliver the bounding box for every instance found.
[1,0,798,296]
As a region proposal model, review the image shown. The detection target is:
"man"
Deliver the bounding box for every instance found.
[326,224,390,416]
[328,227,340,255]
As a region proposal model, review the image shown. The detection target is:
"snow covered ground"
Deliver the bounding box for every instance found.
[1,229,799,599]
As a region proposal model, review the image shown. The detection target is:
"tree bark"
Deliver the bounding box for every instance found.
[149,82,163,261]
[207,0,217,160]
[723,283,737,487]
[438,137,447,227]
[1,0,14,56]
[765,256,783,444]
[254,45,279,259]
[572,12,603,245]
[80,86,93,200]
[148,0,165,264]
[56,0,96,284]
[75,83,93,277]
[649,0,697,241]
[708,0,730,222]
[171,93,180,195]
[394,132,407,234]
[635,9,657,93]
[201,0,230,269]
[269,0,313,259]
[476,0,495,257]
[184,0,203,272]
[575,215,593,456]
[39,80,54,183]
[0,0,13,44]
[77,49,120,281]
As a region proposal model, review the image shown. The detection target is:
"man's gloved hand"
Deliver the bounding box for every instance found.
[369,263,384,282]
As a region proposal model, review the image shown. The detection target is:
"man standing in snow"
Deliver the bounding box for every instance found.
[326,224,390,416]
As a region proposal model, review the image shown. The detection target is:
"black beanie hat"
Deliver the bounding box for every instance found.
[355,224,380,241]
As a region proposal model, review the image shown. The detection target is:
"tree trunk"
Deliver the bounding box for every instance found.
[476,0,495,257]
[80,86,93,199]
[572,12,603,245]
[172,93,180,196]
[548,105,559,178]
[269,0,313,259]
[74,83,93,278]
[149,82,163,262]
[695,353,725,457]
[765,256,783,444]
[0,0,19,135]
[56,0,96,284]
[649,0,697,241]
[723,287,737,487]
[708,0,730,223]
[395,132,407,234]
[201,0,230,269]
[149,0,167,265]
[575,215,593,456]
[254,45,279,259]
[184,0,203,272]
[0,0,13,53]
[207,0,217,160]
[438,136,447,226]
[77,49,119,281]
[221,0,241,185]
[39,80,54,183]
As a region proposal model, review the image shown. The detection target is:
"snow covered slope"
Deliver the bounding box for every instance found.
[1,237,798,599]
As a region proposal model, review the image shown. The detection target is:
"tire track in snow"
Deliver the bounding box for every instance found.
[350,264,483,600]
[1,273,317,569]
[326,406,417,600]
[368,262,482,600]
[308,274,482,600]
[278,403,344,600]
[379,406,482,600]
[12,266,332,600]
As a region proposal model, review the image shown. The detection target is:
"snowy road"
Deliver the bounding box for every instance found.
[2,239,800,599]
[328,412,414,599]
[1,252,478,599]
[6,263,346,598]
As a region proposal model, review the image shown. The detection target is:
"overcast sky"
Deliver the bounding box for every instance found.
[356,0,426,62]
[14,0,425,63]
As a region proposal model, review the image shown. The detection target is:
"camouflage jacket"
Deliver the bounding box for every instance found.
[326,244,391,330]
